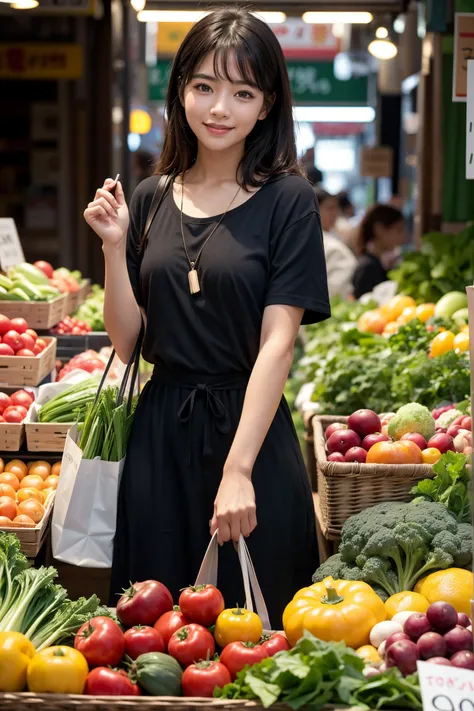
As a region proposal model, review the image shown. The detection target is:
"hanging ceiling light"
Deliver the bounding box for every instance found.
[130,0,145,12]
[375,26,389,39]
[302,12,372,24]
[369,27,398,60]
[10,0,38,6]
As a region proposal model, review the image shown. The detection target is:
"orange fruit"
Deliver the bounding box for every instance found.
[430,331,455,358]
[0,483,16,500]
[20,474,44,491]
[28,462,51,481]
[4,459,28,480]
[0,515,12,526]
[43,475,59,491]
[17,487,45,505]
[17,499,44,524]
[0,458,4,474]
[0,496,17,520]
[51,462,61,477]
[0,472,20,492]
[416,303,436,323]
[385,295,416,322]
[397,306,417,325]
[383,321,399,336]
[366,441,414,465]
[12,514,35,527]
[358,310,387,334]
[422,448,442,465]
[398,440,423,464]
[453,332,469,353]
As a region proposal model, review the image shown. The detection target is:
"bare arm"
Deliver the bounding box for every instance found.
[211,303,303,542]
[84,178,141,363]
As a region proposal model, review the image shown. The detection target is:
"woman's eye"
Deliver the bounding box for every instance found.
[237,90,253,99]
[195,83,212,92]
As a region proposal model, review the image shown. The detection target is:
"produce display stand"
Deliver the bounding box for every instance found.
[0,696,370,711]
[0,295,68,330]
[1,491,55,558]
[0,337,57,386]
[313,415,435,541]
[65,279,91,314]
[0,386,36,451]
[48,332,111,360]
[25,411,70,452]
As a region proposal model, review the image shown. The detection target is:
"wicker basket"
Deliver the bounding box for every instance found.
[0,337,56,386]
[0,294,67,329]
[0,696,367,711]
[313,416,435,540]
[0,491,55,558]
[66,279,91,315]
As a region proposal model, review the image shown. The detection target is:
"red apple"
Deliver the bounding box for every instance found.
[325,422,348,440]
[447,425,462,439]
[0,343,14,357]
[347,409,381,437]
[10,318,28,335]
[25,328,38,342]
[401,432,428,450]
[19,333,35,352]
[16,349,35,357]
[0,315,11,336]
[327,429,361,455]
[344,446,367,463]
[2,331,22,352]
[427,433,456,454]
[327,452,345,463]
[4,409,23,424]
[461,416,472,431]
[34,260,54,279]
[362,433,390,450]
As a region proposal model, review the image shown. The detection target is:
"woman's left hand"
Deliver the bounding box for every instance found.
[210,470,257,543]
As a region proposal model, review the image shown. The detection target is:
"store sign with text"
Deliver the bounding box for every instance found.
[0,44,83,80]
[149,60,368,105]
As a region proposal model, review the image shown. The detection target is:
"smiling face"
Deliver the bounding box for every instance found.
[182,51,270,155]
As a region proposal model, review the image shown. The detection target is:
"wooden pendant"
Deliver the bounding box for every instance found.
[188,268,200,294]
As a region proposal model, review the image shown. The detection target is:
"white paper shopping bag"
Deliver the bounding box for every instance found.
[51,426,125,568]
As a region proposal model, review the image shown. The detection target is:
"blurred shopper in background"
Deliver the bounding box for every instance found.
[132,149,156,184]
[315,188,357,299]
[352,204,406,299]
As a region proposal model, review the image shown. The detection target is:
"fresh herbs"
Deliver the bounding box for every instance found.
[411,451,472,523]
[214,632,422,710]
[0,532,99,649]
[79,386,136,461]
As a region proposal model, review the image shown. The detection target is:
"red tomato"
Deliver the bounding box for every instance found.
[74,616,125,668]
[116,580,173,628]
[168,624,215,668]
[123,626,165,660]
[84,668,141,696]
[260,632,291,656]
[0,344,14,356]
[182,660,232,697]
[10,318,28,335]
[0,316,12,336]
[10,390,33,409]
[19,333,35,351]
[33,344,43,356]
[154,607,190,649]
[26,329,38,342]
[0,393,12,415]
[4,409,23,424]
[34,261,54,279]
[3,331,22,352]
[179,585,225,627]
[16,349,35,357]
[220,641,269,680]
[35,338,47,351]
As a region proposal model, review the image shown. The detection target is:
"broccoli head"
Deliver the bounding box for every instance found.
[387,402,435,441]
[311,554,364,584]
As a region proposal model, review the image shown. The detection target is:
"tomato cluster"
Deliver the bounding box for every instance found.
[0,389,34,424]
[73,579,290,698]
[0,315,47,357]
[51,316,92,336]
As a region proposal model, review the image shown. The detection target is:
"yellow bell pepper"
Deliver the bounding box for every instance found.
[0,631,36,692]
[214,606,263,647]
[27,646,89,695]
[283,577,387,649]
[415,568,473,616]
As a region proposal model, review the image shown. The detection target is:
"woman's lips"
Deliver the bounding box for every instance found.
[204,123,233,135]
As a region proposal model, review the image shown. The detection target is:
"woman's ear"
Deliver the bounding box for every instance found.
[258,92,275,121]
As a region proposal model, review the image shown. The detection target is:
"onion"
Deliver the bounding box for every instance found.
[404,613,433,641]
[370,621,403,648]
[385,632,410,652]
[451,651,474,670]
[457,613,471,628]
[417,632,447,660]
[386,640,419,676]
[378,641,386,658]
[363,666,381,679]
[428,657,452,666]
[444,625,473,655]
[454,433,469,452]
[426,601,458,633]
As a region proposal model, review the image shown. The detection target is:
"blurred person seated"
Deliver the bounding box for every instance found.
[315,188,358,300]
[306,165,324,186]
[352,204,406,299]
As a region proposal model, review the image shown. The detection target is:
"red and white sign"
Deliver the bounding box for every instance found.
[270,19,341,59]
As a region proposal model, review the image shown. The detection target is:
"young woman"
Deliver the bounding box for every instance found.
[83,7,330,627]
[315,188,357,300]
[352,204,405,299]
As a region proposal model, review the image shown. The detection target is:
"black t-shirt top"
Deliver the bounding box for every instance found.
[352,252,388,300]
[126,173,330,374]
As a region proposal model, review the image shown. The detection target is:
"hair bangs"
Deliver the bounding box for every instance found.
[212,42,264,92]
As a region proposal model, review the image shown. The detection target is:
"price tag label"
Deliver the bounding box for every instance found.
[418,660,474,711]
[0,218,25,271]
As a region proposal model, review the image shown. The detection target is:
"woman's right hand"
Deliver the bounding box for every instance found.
[83,178,130,248]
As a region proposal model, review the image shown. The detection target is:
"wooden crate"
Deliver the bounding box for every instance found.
[0,422,25,451]
[1,491,55,558]
[65,279,91,314]
[0,337,56,386]
[25,417,70,452]
[0,294,67,329]
[313,415,435,540]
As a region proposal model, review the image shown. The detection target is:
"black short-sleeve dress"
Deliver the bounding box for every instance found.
[110,173,330,628]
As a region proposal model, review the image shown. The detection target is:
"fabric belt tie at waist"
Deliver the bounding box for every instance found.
[151,367,250,463]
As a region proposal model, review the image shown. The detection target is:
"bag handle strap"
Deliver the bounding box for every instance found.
[141,174,172,250]
[94,323,144,410]
[195,531,271,630]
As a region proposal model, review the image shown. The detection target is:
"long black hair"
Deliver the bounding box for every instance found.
[155,6,302,188]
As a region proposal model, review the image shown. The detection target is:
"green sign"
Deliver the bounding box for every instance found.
[148,59,368,105]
